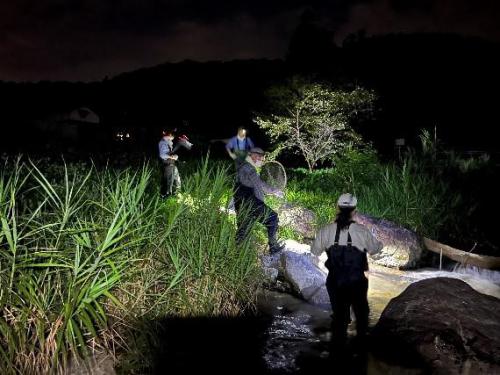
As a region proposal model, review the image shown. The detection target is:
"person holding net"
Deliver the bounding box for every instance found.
[158,129,180,199]
[225,127,255,211]
[158,129,193,199]
[234,147,285,254]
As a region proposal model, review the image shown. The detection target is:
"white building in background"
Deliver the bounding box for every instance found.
[35,107,104,151]
[65,107,100,124]
[51,107,100,140]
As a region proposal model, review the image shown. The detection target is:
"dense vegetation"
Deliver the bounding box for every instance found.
[0,139,496,373]
[0,157,261,374]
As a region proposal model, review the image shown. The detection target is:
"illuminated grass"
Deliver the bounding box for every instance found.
[0,157,261,374]
[285,151,455,238]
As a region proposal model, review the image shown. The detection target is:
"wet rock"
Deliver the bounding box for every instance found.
[261,252,281,270]
[262,267,279,283]
[372,277,500,374]
[281,250,330,308]
[355,212,423,269]
[260,240,330,307]
[282,239,312,255]
[277,203,317,239]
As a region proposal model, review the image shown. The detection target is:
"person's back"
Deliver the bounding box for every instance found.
[311,193,383,343]
[312,222,381,258]
[322,223,374,288]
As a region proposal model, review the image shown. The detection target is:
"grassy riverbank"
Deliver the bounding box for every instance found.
[0,145,492,373]
[0,157,261,374]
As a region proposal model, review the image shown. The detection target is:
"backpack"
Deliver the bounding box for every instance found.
[325,224,368,287]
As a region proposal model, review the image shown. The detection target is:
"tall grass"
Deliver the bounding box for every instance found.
[0,157,261,374]
[286,149,457,238]
[354,158,454,237]
[112,159,261,373]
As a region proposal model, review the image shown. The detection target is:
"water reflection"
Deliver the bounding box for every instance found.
[258,263,500,374]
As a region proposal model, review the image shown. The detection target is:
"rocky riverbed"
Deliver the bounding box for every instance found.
[257,238,500,374]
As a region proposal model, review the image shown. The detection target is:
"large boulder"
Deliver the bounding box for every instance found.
[262,240,329,307]
[277,208,424,269]
[276,203,317,239]
[372,277,500,374]
[280,251,330,307]
[355,212,423,269]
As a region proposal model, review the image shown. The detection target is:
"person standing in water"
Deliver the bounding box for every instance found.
[311,193,383,345]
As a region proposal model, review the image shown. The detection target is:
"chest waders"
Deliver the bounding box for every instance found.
[326,224,368,287]
[233,138,250,162]
[325,224,370,342]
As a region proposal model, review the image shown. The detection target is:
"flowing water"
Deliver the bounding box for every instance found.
[257,263,500,374]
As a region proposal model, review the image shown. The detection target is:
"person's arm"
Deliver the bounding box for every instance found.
[246,167,279,195]
[363,227,383,255]
[239,164,283,198]
[225,138,237,159]
[311,228,324,256]
[247,137,255,149]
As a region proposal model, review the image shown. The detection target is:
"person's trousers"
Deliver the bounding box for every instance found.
[234,197,278,246]
[160,162,181,196]
[326,275,369,341]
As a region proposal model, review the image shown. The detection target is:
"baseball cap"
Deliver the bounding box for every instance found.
[337,193,357,208]
[249,147,265,155]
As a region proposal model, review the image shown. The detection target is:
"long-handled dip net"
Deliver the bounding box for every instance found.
[172,135,193,153]
[260,161,287,201]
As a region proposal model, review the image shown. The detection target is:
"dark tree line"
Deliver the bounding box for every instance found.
[1,16,500,157]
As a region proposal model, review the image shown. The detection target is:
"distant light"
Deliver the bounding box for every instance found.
[126,133,130,138]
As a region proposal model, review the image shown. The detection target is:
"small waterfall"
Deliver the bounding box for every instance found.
[398,265,500,300]
[451,264,500,285]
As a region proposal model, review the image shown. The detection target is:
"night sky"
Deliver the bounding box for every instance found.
[1,0,499,82]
